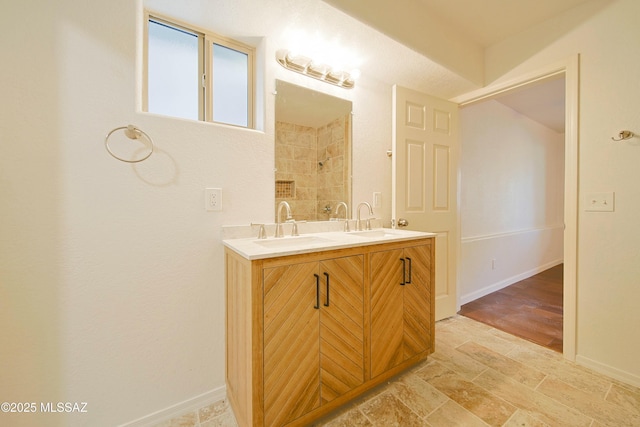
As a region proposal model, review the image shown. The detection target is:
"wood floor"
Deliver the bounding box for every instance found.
[459,264,563,352]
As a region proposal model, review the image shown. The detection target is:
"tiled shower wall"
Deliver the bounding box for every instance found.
[275,115,351,221]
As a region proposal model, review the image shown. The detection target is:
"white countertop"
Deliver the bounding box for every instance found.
[223,228,436,260]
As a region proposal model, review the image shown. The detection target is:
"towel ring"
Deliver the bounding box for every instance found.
[105,125,154,163]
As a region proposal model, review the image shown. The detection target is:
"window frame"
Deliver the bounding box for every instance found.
[143,11,255,128]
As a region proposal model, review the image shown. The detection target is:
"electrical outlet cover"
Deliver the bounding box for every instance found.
[205,188,223,211]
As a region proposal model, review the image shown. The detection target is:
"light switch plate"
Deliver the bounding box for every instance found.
[585,192,614,212]
[373,192,382,208]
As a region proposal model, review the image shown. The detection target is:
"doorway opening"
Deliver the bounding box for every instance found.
[452,56,578,360]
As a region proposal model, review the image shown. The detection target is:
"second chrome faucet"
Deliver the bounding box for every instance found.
[275,201,297,238]
[356,202,374,231]
[334,202,350,232]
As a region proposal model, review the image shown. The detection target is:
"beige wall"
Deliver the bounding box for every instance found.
[316,115,351,221]
[2,0,639,426]
[485,0,640,385]
[275,115,351,221]
[275,122,318,220]
[0,0,392,425]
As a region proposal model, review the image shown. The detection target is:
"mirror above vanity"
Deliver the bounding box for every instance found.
[275,80,353,222]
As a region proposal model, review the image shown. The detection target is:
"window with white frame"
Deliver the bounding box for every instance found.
[144,14,254,128]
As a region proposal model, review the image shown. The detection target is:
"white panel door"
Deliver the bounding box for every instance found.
[392,85,459,320]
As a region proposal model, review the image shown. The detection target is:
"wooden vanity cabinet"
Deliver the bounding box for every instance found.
[262,255,365,426]
[225,237,434,427]
[370,243,434,378]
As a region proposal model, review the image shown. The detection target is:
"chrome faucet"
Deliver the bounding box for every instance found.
[356,202,374,231]
[252,223,267,239]
[334,202,350,232]
[275,201,293,238]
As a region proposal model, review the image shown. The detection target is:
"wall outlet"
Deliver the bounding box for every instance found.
[205,188,222,211]
[585,192,614,212]
[491,259,497,270]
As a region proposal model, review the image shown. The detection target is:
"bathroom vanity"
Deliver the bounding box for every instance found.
[224,228,435,427]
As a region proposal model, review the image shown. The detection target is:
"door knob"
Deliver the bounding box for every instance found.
[397,218,409,227]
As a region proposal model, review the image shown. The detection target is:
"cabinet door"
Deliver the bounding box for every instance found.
[402,244,433,359]
[370,248,405,378]
[319,255,365,404]
[263,262,320,426]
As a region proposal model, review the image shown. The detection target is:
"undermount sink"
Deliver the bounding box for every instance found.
[348,229,402,238]
[223,226,435,260]
[254,235,331,248]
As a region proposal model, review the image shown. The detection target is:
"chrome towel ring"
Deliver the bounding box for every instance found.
[105,125,154,163]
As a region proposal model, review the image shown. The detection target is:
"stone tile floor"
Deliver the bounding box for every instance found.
[155,315,640,427]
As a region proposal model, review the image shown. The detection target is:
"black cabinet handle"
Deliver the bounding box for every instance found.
[400,258,406,285]
[406,257,412,284]
[314,274,320,309]
[324,272,330,307]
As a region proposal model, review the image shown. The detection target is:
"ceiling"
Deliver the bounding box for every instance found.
[323,0,591,132]
[412,0,593,47]
[492,77,566,133]
[324,0,592,48]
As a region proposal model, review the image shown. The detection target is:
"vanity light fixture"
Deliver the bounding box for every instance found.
[275,49,358,89]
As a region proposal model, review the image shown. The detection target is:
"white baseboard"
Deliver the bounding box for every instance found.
[118,385,227,427]
[459,259,563,305]
[576,355,640,388]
